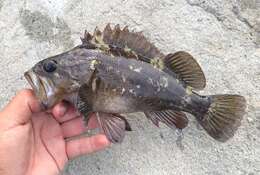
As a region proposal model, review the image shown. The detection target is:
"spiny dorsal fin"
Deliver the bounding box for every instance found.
[164,51,206,90]
[81,25,206,90]
[81,24,164,62]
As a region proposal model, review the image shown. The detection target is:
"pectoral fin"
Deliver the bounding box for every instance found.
[76,97,93,125]
[96,112,132,143]
[76,81,96,125]
[145,110,188,129]
[64,90,93,125]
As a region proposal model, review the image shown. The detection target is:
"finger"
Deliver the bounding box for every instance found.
[66,134,110,159]
[61,114,99,138]
[52,101,70,119]
[54,105,80,123]
[0,89,41,127]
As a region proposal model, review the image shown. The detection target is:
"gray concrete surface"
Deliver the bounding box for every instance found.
[0,0,259,174]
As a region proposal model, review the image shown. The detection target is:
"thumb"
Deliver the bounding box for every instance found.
[0,89,42,128]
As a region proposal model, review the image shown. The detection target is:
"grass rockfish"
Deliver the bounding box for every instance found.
[24,24,246,143]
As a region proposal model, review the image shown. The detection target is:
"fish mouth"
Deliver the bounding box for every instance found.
[24,70,55,108]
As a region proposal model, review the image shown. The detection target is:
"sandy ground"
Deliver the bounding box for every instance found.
[0,0,259,174]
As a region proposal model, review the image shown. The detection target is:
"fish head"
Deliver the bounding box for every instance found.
[24,46,95,109]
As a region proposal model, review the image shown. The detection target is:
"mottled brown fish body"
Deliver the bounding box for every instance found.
[89,52,187,112]
[25,24,246,143]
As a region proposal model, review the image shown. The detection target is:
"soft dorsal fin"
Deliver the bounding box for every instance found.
[164,51,206,90]
[81,24,164,62]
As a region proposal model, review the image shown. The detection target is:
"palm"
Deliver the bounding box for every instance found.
[26,107,109,175]
[0,90,109,175]
[28,112,67,175]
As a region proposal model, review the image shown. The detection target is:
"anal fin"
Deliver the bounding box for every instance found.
[144,110,188,129]
[164,51,206,90]
[96,112,132,143]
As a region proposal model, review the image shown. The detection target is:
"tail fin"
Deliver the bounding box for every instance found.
[196,95,246,142]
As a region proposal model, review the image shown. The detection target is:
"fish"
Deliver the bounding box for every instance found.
[24,24,247,143]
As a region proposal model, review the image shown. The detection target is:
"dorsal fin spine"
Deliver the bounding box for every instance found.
[82,24,163,62]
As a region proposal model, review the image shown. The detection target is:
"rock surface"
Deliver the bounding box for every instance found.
[0,0,259,174]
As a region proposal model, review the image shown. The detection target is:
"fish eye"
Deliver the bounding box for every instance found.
[43,61,57,73]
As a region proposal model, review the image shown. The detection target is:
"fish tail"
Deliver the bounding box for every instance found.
[195,94,246,142]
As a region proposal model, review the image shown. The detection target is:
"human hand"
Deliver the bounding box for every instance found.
[0,89,110,175]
